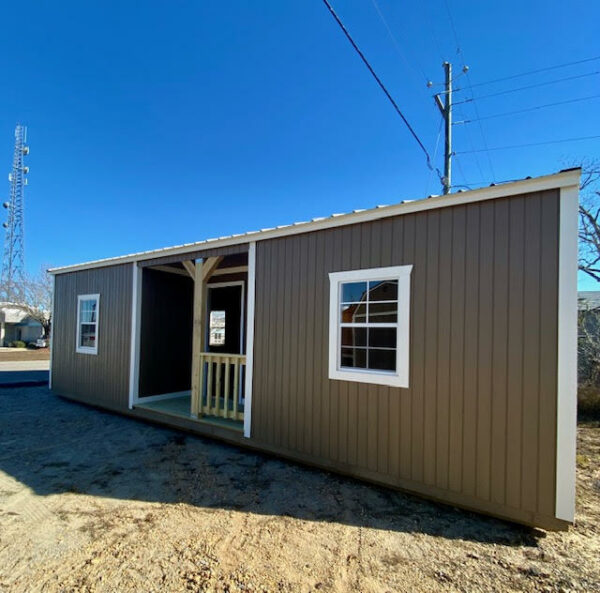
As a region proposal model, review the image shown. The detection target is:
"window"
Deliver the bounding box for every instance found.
[328,266,412,387]
[76,294,99,354]
[209,310,226,346]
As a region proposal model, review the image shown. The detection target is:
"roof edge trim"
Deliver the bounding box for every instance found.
[49,169,580,275]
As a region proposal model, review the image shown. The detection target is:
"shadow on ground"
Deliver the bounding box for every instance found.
[0,385,543,547]
[0,369,48,386]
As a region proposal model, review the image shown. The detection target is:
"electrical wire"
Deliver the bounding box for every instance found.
[442,0,496,181]
[456,93,600,124]
[426,116,444,196]
[455,103,487,182]
[455,135,600,154]
[467,55,600,89]
[453,153,472,190]
[321,0,438,175]
[463,70,497,181]
[369,0,429,84]
[443,0,462,56]
[454,71,600,104]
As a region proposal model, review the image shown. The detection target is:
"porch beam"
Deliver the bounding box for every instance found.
[201,256,223,282]
[182,260,196,280]
[153,264,191,278]
[212,265,248,276]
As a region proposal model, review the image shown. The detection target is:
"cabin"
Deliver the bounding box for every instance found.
[49,169,579,530]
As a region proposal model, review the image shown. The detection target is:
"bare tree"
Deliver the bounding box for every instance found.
[19,265,53,338]
[578,158,600,281]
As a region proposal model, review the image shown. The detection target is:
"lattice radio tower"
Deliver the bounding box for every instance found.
[0,124,29,302]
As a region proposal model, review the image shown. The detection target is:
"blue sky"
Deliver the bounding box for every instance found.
[0,1,598,287]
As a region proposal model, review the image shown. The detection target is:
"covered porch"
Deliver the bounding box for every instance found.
[129,245,255,435]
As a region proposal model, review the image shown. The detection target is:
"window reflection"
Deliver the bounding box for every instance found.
[209,310,226,346]
[339,279,398,373]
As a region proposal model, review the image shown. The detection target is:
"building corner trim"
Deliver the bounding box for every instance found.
[49,275,56,389]
[243,242,256,438]
[128,262,142,409]
[556,183,579,522]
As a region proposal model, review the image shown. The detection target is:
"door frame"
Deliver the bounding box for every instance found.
[205,280,245,354]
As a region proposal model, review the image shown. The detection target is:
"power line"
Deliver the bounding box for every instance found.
[457,109,487,182]
[454,71,600,104]
[442,0,496,181]
[454,153,472,189]
[426,115,444,196]
[320,0,438,175]
[443,0,462,56]
[369,0,429,84]
[456,93,600,124]
[467,55,600,88]
[455,134,600,154]
[463,71,496,181]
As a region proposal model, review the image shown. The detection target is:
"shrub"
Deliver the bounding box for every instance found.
[11,340,26,348]
[578,385,600,421]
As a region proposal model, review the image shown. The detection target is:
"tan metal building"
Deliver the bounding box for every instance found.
[49,169,580,530]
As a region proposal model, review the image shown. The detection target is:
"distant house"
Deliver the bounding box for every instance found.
[49,168,580,531]
[578,291,600,311]
[0,303,44,345]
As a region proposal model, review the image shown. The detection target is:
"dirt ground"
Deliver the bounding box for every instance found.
[0,387,598,593]
[0,348,49,362]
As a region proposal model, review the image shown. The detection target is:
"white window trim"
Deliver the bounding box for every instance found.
[328,265,412,388]
[76,293,100,355]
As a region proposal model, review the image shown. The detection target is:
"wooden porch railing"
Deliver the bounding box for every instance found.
[194,352,245,421]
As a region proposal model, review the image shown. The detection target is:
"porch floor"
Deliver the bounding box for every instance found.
[135,393,243,432]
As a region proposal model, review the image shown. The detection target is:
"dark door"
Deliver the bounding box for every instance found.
[207,284,243,354]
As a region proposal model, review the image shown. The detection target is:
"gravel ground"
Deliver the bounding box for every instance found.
[0,386,598,593]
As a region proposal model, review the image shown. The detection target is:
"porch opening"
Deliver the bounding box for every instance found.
[133,253,248,431]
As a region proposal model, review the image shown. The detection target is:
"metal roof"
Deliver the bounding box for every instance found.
[49,168,581,275]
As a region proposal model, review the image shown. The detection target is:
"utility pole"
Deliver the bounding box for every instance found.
[433,62,452,194]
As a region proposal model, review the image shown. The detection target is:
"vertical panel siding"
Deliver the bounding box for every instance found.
[491,200,509,506]
[476,202,494,501]
[462,205,480,497]
[506,197,525,509]
[538,195,559,517]
[52,263,132,410]
[252,189,561,526]
[398,215,413,479]
[449,205,466,493]
[411,213,428,485]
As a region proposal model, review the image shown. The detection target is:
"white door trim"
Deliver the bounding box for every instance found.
[128,263,142,409]
[244,242,256,438]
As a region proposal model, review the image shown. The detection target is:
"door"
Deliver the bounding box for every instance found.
[207,283,243,354]
[204,283,245,413]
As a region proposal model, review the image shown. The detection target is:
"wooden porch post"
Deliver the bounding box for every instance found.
[190,256,224,418]
[190,259,204,417]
